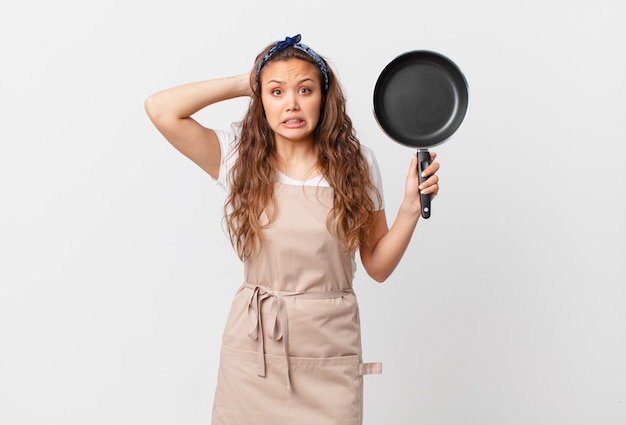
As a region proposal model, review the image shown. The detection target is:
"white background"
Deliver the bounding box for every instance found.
[1,0,625,424]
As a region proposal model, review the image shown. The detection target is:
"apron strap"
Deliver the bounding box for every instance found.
[359,362,383,375]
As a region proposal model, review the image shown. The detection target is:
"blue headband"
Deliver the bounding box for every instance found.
[255,34,329,91]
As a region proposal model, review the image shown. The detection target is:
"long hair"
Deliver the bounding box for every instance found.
[224,40,381,260]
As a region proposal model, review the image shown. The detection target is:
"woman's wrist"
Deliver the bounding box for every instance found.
[398,198,421,223]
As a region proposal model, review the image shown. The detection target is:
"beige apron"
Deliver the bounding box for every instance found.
[211,183,381,425]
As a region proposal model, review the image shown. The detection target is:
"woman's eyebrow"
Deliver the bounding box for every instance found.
[266,77,314,85]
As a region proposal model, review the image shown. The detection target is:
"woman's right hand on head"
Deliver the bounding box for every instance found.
[232,72,255,98]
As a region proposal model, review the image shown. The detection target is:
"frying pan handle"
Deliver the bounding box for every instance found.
[417,150,431,219]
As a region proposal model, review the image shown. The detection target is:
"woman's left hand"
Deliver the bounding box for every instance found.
[403,152,440,213]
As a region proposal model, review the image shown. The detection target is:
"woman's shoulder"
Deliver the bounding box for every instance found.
[359,144,380,169]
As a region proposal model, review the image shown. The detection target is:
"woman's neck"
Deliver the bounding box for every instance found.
[274,140,319,181]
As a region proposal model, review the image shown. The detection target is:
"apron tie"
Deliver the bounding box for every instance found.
[244,283,352,391]
[245,284,292,389]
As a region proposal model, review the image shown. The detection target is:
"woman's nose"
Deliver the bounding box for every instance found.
[285,92,300,111]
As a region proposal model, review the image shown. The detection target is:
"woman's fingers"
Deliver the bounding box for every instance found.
[418,174,439,194]
[418,155,440,199]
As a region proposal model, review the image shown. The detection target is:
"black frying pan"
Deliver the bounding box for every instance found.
[373,50,469,219]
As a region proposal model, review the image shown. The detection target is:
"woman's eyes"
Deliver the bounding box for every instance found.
[270,87,312,96]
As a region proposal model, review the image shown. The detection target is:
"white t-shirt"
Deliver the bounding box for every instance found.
[212,129,385,210]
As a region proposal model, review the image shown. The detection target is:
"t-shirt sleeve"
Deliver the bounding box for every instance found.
[361,145,385,210]
[212,129,237,191]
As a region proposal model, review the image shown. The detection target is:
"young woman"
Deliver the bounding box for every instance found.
[145,34,439,425]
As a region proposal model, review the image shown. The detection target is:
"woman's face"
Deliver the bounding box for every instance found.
[259,58,323,146]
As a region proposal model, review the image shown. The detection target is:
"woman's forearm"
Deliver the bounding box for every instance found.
[364,202,420,282]
[145,73,251,120]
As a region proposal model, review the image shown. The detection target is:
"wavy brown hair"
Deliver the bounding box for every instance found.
[224,40,381,260]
